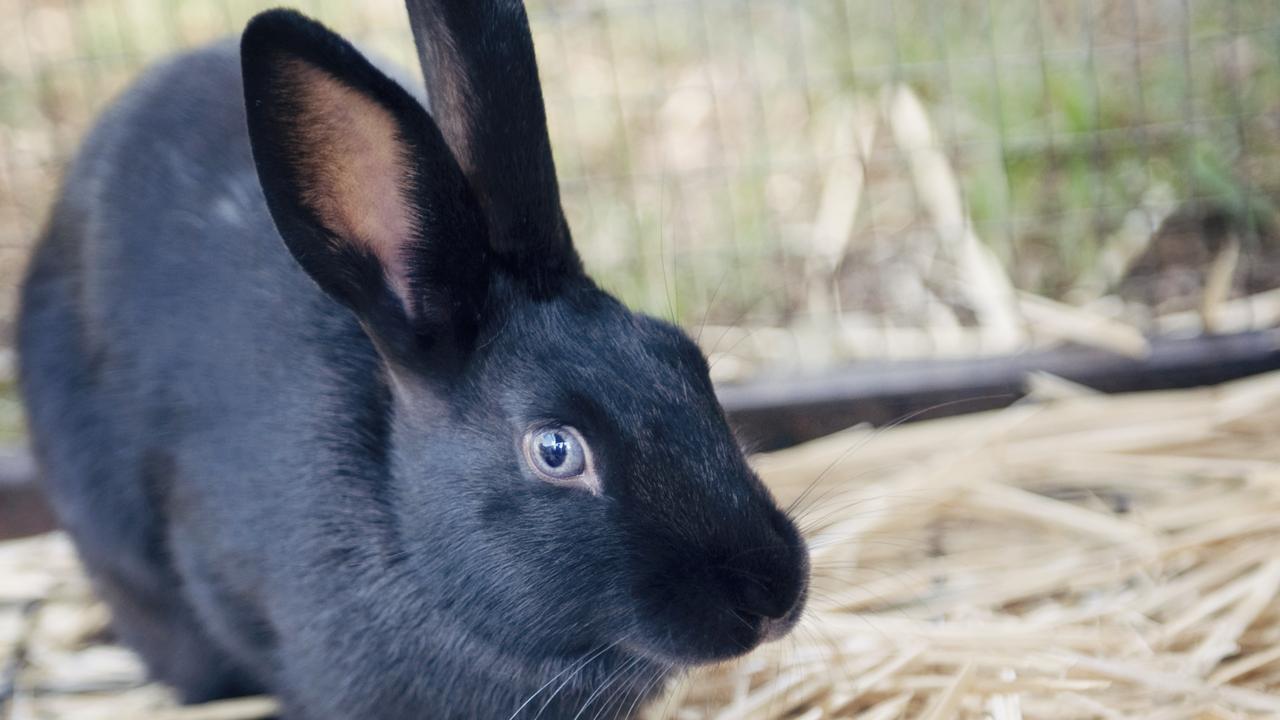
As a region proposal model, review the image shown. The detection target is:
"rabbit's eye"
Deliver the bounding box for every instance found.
[522,426,597,492]
[530,428,585,476]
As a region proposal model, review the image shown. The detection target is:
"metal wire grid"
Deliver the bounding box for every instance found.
[0,0,1277,366]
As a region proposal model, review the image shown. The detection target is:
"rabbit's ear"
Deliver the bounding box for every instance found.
[242,10,489,375]
[405,0,580,294]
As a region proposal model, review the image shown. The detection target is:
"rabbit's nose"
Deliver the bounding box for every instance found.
[726,567,808,646]
[716,512,810,639]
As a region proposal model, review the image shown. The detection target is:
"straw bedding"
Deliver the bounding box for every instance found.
[4,370,1280,719]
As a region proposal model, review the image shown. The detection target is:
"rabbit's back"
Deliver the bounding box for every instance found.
[18,40,386,701]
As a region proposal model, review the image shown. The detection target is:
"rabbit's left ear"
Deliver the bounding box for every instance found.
[242,9,491,375]
[405,0,581,295]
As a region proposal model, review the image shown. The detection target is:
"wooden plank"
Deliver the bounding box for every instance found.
[720,330,1280,450]
[0,449,51,541]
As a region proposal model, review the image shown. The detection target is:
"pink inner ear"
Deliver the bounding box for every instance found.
[287,61,416,311]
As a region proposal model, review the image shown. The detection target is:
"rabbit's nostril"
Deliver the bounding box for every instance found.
[724,572,790,621]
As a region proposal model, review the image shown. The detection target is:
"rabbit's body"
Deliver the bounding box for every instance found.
[20,5,808,719]
[23,41,388,707]
[24,42,658,717]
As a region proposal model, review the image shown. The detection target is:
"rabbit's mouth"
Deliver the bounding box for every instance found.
[624,564,809,667]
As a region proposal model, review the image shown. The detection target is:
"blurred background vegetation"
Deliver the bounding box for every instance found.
[1,0,1278,387]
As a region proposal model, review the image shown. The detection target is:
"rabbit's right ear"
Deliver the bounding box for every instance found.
[242,10,489,376]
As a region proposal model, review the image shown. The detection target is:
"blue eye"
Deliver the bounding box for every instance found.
[524,426,589,483]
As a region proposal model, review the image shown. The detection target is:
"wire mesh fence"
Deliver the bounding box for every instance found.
[1,0,1278,380]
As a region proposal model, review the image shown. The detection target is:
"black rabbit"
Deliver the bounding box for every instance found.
[16,2,808,718]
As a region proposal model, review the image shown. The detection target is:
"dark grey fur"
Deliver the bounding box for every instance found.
[17,5,808,718]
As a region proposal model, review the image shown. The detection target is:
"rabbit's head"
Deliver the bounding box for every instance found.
[241,4,807,668]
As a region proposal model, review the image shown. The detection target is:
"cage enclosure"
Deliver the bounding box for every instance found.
[2,1,1280,718]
